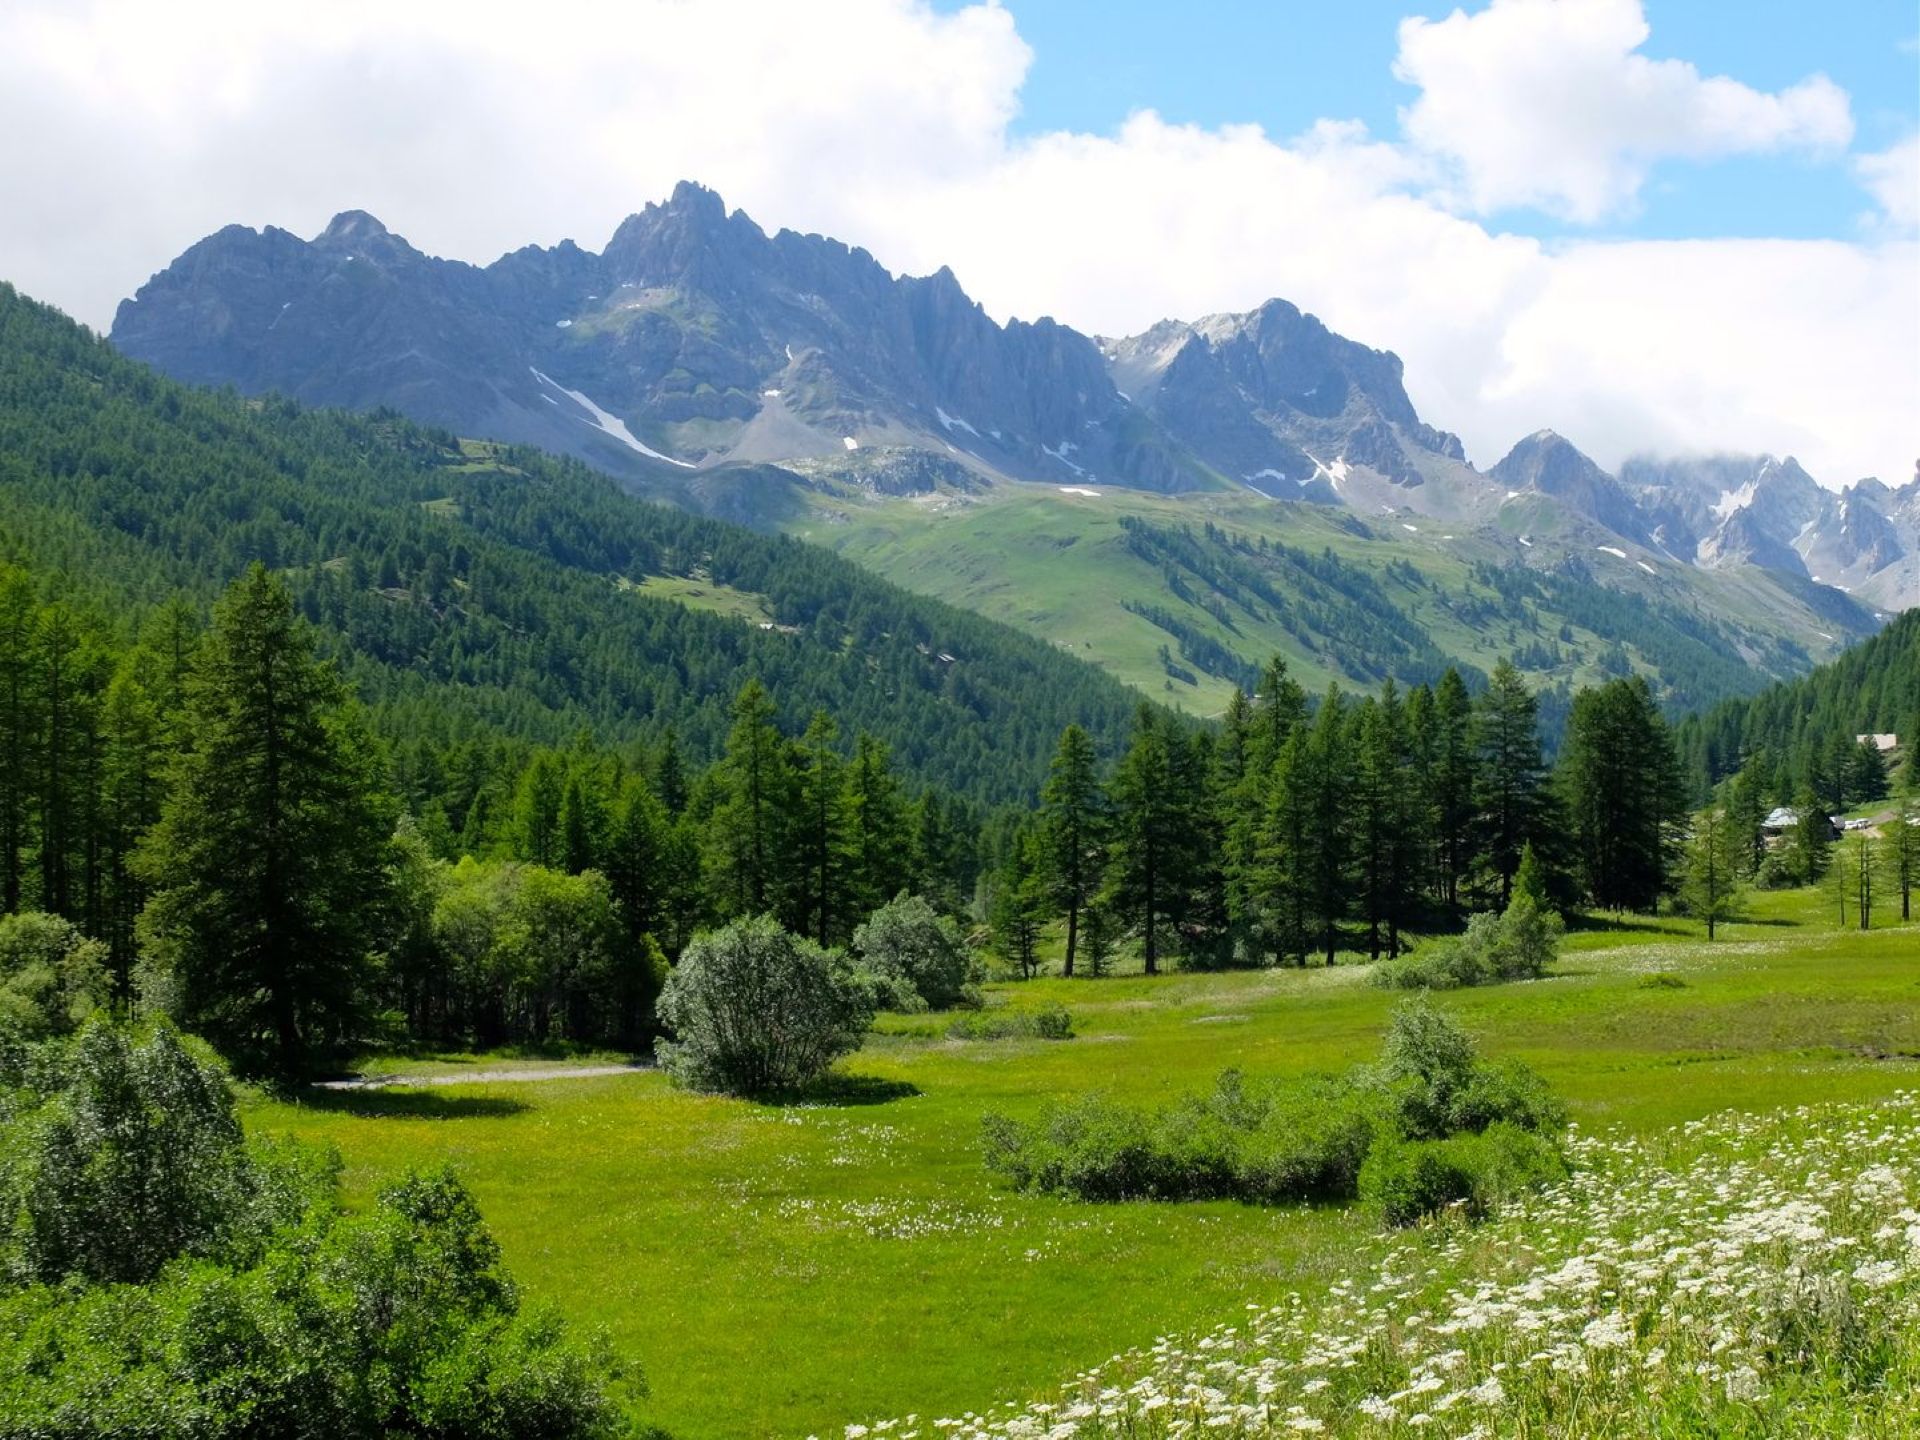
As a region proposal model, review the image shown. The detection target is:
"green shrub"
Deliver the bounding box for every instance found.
[984,997,1565,1219]
[1230,1078,1380,1203]
[947,1003,1074,1041]
[1360,1133,1477,1225]
[1361,1122,1568,1226]
[0,913,110,1039]
[854,892,982,1012]
[983,1095,1167,1200]
[0,1022,328,1287]
[1639,972,1688,989]
[0,1024,630,1436]
[1373,894,1561,991]
[656,915,875,1096]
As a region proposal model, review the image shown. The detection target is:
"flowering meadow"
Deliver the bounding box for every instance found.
[845,1092,1920,1439]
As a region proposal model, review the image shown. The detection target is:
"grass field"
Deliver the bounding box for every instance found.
[245,888,1920,1438]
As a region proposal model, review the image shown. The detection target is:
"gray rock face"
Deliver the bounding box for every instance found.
[114,182,1205,498]
[109,181,1908,612]
[1101,299,1466,494]
[1492,431,1655,547]
[1622,453,1920,609]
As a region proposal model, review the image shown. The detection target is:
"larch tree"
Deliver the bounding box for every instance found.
[1039,724,1105,977]
[1106,706,1178,975]
[1473,659,1546,906]
[708,680,793,919]
[135,564,394,1078]
[1680,805,1743,940]
[1883,781,1918,921]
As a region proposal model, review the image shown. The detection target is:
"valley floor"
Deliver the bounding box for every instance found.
[246,889,1920,1439]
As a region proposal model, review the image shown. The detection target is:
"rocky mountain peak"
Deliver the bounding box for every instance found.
[319,210,390,244]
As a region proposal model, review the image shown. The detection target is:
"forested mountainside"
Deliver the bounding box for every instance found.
[1680,607,1920,793]
[0,282,1152,806]
[110,186,1891,718]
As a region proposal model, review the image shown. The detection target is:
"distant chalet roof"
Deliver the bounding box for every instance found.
[1856,733,1899,752]
[1762,806,1800,830]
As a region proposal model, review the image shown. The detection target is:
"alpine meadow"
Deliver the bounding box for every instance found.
[0,2,1916,1438]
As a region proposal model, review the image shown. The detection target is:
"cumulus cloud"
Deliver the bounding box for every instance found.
[1856,134,1920,232]
[0,0,1911,487]
[1394,0,1854,222]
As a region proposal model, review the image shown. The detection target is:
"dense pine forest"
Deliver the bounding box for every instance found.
[0,283,1150,809]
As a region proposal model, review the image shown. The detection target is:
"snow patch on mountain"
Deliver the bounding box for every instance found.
[528,369,693,468]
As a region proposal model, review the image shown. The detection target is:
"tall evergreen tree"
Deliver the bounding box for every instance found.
[1300,686,1351,964]
[1472,659,1545,906]
[1039,724,1105,977]
[1884,779,1919,922]
[604,776,669,950]
[791,710,856,947]
[1106,706,1179,975]
[707,681,793,919]
[0,569,39,914]
[136,565,394,1077]
[1428,668,1477,913]
[846,731,913,923]
[990,823,1048,980]
[1680,805,1743,940]
[511,755,563,868]
[97,668,164,989]
[1252,734,1313,966]
[1559,677,1685,912]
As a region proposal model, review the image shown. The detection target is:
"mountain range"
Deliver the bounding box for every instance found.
[105,182,1911,711]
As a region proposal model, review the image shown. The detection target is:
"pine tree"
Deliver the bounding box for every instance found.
[1559,677,1685,912]
[708,680,793,919]
[1785,785,1832,886]
[135,565,394,1078]
[558,770,605,875]
[511,755,564,867]
[1039,724,1105,977]
[98,667,164,990]
[1429,668,1476,913]
[1680,806,1743,940]
[1883,781,1919,922]
[604,777,669,949]
[1851,832,1874,930]
[1252,733,1313,966]
[0,569,39,914]
[791,711,856,947]
[1844,739,1891,807]
[990,824,1048,980]
[846,732,913,924]
[1106,707,1178,975]
[1301,687,1351,965]
[1473,660,1545,906]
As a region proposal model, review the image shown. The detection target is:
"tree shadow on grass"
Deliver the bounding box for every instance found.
[292,1088,531,1120]
[1564,913,1690,937]
[758,1072,922,1108]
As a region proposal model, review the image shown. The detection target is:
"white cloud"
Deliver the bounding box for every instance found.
[1395,0,1853,221]
[1856,134,1920,232]
[0,0,1911,488]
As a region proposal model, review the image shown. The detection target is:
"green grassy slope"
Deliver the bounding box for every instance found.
[787,479,1877,720]
[249,887,1920,1439]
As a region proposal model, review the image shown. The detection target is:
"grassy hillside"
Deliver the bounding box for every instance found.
[788,479,1878,721]
[250,887,1920,1439]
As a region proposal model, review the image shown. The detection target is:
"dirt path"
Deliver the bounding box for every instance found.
[313,1062,652,1091]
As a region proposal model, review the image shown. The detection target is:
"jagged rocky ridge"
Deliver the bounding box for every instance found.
[111,182,1915,610]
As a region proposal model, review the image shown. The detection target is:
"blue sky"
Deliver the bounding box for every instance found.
[963,0,1918,241]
